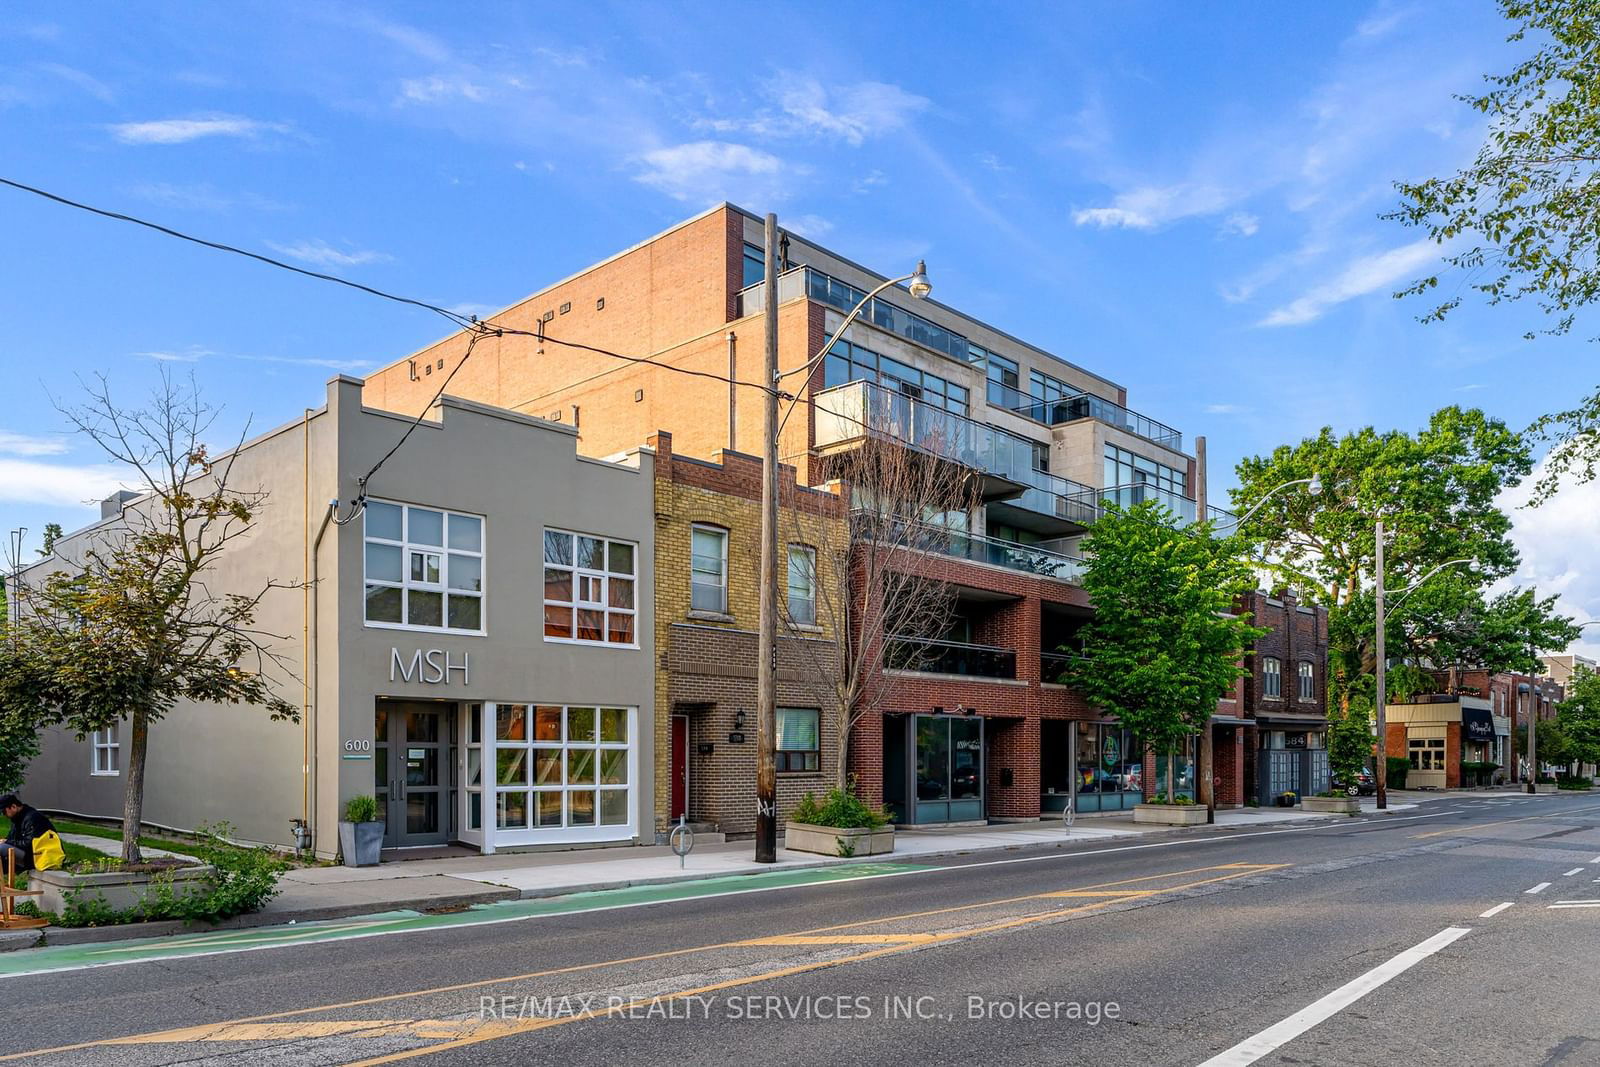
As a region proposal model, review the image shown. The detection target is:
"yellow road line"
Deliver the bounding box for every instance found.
[739,933,945,946]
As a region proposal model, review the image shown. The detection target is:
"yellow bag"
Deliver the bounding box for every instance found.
[31,830,65,871]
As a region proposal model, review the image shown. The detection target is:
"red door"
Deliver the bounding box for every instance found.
[670,715,688,821]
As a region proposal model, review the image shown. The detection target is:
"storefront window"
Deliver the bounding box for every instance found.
[1075,723,1144,813]
[916,717,950,802]
[489,703,633,839]
[1153,737,1196,801]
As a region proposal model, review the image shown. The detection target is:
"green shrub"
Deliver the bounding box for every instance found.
[1385,757,1410,791]
[344,795,381,823]
[789,787,890,830]
[1557,774,1594,790]
[1148,792,1195,805]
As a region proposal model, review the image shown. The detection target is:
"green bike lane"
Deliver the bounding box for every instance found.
[0,861,938,979]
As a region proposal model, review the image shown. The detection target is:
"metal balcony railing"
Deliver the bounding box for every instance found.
[986,380,1182,451]
[852,512,1086,585]
[886,635,1017,679]
[1039,650,1085,684]
[1070,483,1199,525]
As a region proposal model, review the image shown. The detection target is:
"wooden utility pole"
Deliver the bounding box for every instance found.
[755,213,780,863]
[1196,435,1215,823]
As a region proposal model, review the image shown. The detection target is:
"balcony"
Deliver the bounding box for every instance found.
[886,635,1017,679]
[854,513,1086,585]
[1039,650,1084,685]
[987,380,1182,452]
[1070,482,1198,525]
[815,380,1096,533]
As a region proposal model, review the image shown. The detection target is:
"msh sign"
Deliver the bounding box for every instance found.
[390,648,471,686]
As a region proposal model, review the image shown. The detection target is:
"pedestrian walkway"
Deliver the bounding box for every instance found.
[59,834,191,861]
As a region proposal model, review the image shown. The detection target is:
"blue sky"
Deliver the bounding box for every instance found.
[3,2,1597,652]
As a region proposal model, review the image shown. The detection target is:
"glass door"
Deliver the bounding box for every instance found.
[912,715,985,823]
[377,700,454,848]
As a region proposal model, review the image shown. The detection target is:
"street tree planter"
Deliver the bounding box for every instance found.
[1301,795,1360,814]
[1529,783,1561,794]
[1133,803,1208,826]
[31,863,216,918]
[338,820,385,867]
[783,822,895,857]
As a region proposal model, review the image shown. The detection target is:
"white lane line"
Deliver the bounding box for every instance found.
[1196,926,1471,1067]
[1479,902,1514,918]
[1526,883,1552,895]
[1548,901,1600,909]
[1591,854,1600,863]
[1563,868,1585,877]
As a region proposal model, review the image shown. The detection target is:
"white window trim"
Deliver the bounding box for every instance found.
[690,524,729,615]
[786,544,817,627]
[541,528,640,649]
[91,725,120,776]
[1296,661,1315,701]
[1262,656,1282,700]
[363,499,487,636]
[478,703,639,847]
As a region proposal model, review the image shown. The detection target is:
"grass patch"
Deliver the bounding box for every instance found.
[52,819,203,858]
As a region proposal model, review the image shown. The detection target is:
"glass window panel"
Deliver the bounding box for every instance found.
[544,568,573,603]
[777,708,820,751]
[497,705,528,741]
[691,582,723,613]
[496,790,528,829]
[567,748,596,784]
[366,542,402,582]
[496,748,528,786]
[375,709,388,742]
[365,584,402,623]
[406,792,437,835]
[600,708,627,743]
[406,711,438,743]
[916,717,950,801]
[409,508,444,546]
[568,707,597,743]
[468,791,481,831]
[467,748,482,788]
[407,589,443,627]
[600,789,628,826]
[577,536,605,571]
[599,748,627,785]
[607,541,634,575]
[543,530,572,566]
[543,604,572,638]
[576,609,604,642]
[535,790,564,827]
[535,706,562,741]
[568,789,596,825]
[448,513,482,552]
[608,578,634,609]
[366,501,403,541]
[410,551,440,584]
[447,594,481,631]
[533,748,563,785]
[607,612,635,645]
[448,553,481,591]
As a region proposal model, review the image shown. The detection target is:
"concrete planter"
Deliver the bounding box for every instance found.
[1529,783,1561,794]
[339,821,385,867]
[783,822,895,857]
[31,864,216,918]
[1133,803,1208,826]
[1301,795,1360,814]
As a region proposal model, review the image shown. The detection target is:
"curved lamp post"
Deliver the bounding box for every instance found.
[777,260,933,383]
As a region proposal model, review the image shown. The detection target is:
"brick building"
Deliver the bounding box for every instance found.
[1384,667,1564,787]
[648,431,847,838]
[363,203,1223,826]
[1234,590,1332,805]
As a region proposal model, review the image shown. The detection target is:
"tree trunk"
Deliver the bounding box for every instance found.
[1167,748,1176,803]
[121,708,150,864]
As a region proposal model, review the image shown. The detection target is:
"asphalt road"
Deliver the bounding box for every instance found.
[7,793,1600,1066]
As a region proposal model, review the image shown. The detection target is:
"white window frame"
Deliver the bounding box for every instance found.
[690,524,729,614]
[542,529,639,647]
[1262,656,1282,699]
[786,544,817,627]
[1408,737,1445,771]
[480,703,638,846]
[1297,660,1315,701]
[362,499,485,635]
[91,725,120,776]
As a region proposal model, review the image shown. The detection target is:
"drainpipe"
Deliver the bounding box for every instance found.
[306,496,337,857]
[1196,435,1215,824]
[727,330,738,452]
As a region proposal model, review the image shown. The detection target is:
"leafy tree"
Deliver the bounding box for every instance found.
[38,523,63,557]
[1556,666,1600,770]
[7,373,298,861]
[1326,701,1374,790]
[1066,501,1267,800]
[1232,408,1554,711]
[0,647,49,794]
[1387,0,1600,501]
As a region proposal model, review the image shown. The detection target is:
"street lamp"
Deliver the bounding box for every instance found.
[1210,474,1323,533]
[754,217,931,863]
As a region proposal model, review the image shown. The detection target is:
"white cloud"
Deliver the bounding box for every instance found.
[1203,403,1250,415]
[1072,183,1233,230]
[266,240,393,268]
[1501,458,1600,660]
[697,77,928,146]
[397,75,488,104]
[785,214,834,239]
[634,141,790,204]
[1221,212,1260,237]
[0,431,68,456]
[129,182,287,213]
[109,115,290,145]
[0,458,127,507]
[38,63,114,102]
[134,346,373,372]
[1257,238,1442,327]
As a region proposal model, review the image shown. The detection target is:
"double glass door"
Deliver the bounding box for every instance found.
[375,700,454,848]
[913,716,984,823]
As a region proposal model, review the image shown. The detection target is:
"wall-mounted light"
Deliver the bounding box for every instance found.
[733,708,747,731]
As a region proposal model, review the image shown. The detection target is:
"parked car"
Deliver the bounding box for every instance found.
[1332,768,1376,797]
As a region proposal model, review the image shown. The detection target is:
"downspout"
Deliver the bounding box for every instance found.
[301,410,311,850]
[727,330,738,452]
[307,496,337,856]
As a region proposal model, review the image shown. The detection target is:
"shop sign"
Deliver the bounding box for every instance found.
[1462,708,1495,742]
[390,647,471,686]
[1284,733,1308,749]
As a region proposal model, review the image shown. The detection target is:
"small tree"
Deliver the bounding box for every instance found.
[7,372,299,861]
[1067,501,1268,801]
[1327,700,1374,791]
[1556,666,1600,774]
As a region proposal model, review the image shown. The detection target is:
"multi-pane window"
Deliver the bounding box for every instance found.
[493,704,632,831]
[691,525,728,613]
[787,545,816,626]
[543,530,636,645]
[777,707,820,772]
[364,501,484,632]
[1297,661,1315,701]
[91,725,119,776]
[986,353,1021,407]
[1104,444,1187,496]
[1409,738,1445,771]
[1263,656,1282,698]
[821,340,969,415]
[742,242,766,288]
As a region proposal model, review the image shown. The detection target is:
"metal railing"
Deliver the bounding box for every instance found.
[852,512,1087,584]
[886,635,1017,679]
[1039,651,1085,684]
[1069,483,1198,525]
[986,380,1182,451]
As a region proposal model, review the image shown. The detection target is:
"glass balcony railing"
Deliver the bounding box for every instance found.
[886,635,1017,679]
[1070,483,1199,525]
[986,380,1182,451]
[1206,504,1237,527]
[1039,651,1085,684]
[814,380,1095,527]
[853,512,1086,585]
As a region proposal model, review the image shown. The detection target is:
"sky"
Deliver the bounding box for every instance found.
[2,1,1597,656]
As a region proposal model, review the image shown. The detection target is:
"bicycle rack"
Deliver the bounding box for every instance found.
[669,814,694,869]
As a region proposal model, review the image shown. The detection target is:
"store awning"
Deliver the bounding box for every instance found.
[1210,714,1252,725]
[1462,707,1496,743]
[1254,711,1330,728]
